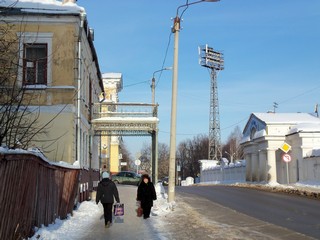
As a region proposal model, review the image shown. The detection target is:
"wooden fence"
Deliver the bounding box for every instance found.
[0,152,80,240]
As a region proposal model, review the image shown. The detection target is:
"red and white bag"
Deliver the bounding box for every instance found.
[114,203,124,216]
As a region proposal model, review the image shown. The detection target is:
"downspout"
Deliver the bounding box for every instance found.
[77,12,86,168]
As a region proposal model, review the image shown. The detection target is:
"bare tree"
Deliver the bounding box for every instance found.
[222,126,244,162]
[157,143,169,179]
[177,134,209,179]
[0,19,55,151]
[139,142,151,173]
[176,140,189,180]
[137,142,169,178]
[120,141,132,171]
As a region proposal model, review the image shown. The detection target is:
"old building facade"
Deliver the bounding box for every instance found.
[0,0,104,168]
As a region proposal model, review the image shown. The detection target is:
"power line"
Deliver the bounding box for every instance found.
[156,31,173,87]
[276,84,320,105]
[123,80,149,88]
[120,30,173,90]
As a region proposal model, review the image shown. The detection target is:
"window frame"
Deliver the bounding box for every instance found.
[17,32,53,88]
[23,43,48,85]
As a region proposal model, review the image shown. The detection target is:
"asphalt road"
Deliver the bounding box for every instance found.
[175,185,320,239]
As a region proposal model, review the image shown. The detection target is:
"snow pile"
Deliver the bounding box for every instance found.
[231,181,320,199]
[152,182,173,215]
[295,180,320,189]
[29,201,101,240]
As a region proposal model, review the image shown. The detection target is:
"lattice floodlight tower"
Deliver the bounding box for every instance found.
[199,44,224,160]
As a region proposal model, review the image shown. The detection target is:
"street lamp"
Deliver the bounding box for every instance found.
[168,0,220,204]
[151,67,172,104]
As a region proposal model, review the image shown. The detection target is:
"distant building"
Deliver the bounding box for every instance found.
[241,112,320,184]
[100,73,123,174]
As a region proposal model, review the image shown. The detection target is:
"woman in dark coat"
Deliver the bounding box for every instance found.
[137,174,157,219]
[96,171,120,228]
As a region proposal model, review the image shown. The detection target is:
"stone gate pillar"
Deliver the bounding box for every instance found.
[267,149,277,183]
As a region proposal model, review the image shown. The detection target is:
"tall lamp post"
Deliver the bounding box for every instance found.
[168,0,220,204]
[151,67,172,104]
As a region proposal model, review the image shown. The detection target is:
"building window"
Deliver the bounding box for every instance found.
[23,43,47,85]
[17,32,53,87]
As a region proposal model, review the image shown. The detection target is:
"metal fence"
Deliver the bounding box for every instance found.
[0,152,80,240]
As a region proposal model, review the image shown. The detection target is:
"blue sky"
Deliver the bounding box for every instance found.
[79,0,320,156]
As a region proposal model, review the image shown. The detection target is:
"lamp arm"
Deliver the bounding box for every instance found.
[176,0,204,16]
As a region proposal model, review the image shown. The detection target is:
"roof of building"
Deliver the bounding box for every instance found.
[252,112,320,125]
[0,0,84,15]
[242,112,320,143]
[102,73,122,79]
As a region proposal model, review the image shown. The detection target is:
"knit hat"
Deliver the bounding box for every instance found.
[102,172,110,179]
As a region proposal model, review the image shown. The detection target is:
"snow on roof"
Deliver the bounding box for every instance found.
[253,129,266,139]
[0,146,80,169]
[102,73,122,79]
[305,148,320,158]
[92,116,159,123]
[0,0,84,15]
[288,123,320,135]
[253,112,320,125]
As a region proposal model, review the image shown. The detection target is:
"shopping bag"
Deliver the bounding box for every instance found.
[114,203,124,216]
[136,207,143,217]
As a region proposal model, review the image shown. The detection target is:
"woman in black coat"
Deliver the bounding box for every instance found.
[137,174,157,219]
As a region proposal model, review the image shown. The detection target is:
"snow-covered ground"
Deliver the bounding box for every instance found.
[26,180,320,240]
[27,183,172,240]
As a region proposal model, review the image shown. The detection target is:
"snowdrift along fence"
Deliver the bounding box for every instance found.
[0,153,80,240]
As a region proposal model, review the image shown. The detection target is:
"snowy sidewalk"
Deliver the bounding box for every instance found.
[82,185,163,240]
[29,184,167,240]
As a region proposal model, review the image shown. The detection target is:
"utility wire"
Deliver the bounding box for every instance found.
[179,0,189,20]
[155,31,173,87]
[276,85,320,105]
[121,29,173,89]
[155,0,192,88]
[122,2,187,90]
[123,80,149,88]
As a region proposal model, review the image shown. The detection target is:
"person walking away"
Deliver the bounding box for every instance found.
[137,174,157,219]
[96,172,120,228]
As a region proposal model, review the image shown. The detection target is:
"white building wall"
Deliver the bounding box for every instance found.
[232,113,320,184]
[303,157,320,181]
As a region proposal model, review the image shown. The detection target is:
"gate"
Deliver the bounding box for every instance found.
[91,102,159,182]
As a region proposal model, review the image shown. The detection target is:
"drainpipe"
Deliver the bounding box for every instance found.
[77,12,86,168]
